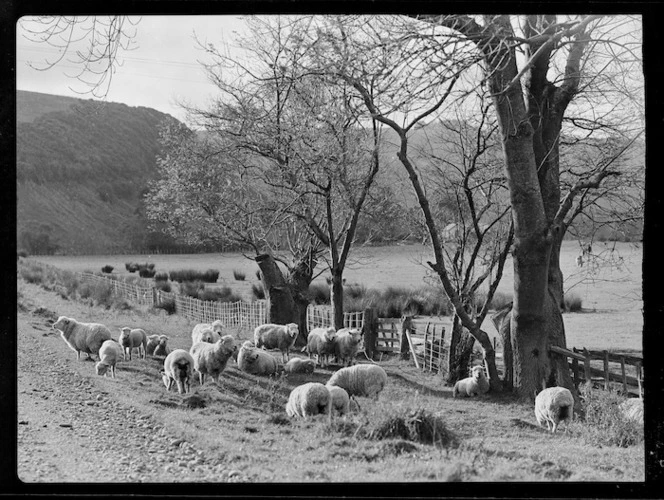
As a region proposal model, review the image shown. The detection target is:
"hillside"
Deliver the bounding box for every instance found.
[16,90,178,254]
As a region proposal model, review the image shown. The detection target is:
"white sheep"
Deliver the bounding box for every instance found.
[190,335,237,385]
[153,335,170,357]
[285,382,332,422]
[118,327,148,360]
[161,349,195,394]
[326,364,388,399]
[283,357,316,374]
[453,365,490,398]
[326,385,351,416]
[191,320,224,345]
[306,327,337,368]
[619,398,644,425]
[52,316,112,361]
[145,334,161,356]
[237,343,280,376]
[254,323,299,363]
[534,386,575,433]
[333,327,363,367]
[95,340,124,378]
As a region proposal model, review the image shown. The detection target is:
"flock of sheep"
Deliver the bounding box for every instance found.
[50,314,641,433]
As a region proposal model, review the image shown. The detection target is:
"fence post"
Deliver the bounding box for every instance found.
[400,316,413,360]
[620,356,628,395]
[583,348,591,384]
[603,350,610,390]
[362,308,377,360]
[423,326,430,371]
[572,357,579,388]
[438,327,445,374]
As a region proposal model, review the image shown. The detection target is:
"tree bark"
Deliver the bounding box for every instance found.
[329,270,344,330]
[446,316,476,384]
[255,254,301,341]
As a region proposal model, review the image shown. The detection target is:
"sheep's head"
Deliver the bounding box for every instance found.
[217,335,237,356]
[95,362,109,376]
[241,340,254,349]
[200,329,215,343]
[211,320,224,334]
[323,327,336,341]
[160,371,170,388]
[158,335,168,347]
[287,323,299,338]
[52,316,71,336]
[470,365,485,380]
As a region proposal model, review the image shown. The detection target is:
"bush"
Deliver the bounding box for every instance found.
[233,269,246,281]
[155,296,176,315]
[126,262,139,273]
[180,280,205,298]
[579,383,643,448]
[251,283,265,300]
[139,268,156,278]
[169,269,219,283]
[154,272,169,282]
[101,265,114,273]
[19,263,44,285]
[563,292,583,312]
[308,282,330,305]
[154,280,172,293]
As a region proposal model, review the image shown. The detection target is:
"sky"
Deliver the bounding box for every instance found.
[16,16,251,124]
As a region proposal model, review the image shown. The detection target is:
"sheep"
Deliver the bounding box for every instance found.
[253,323,299,363]
[52,316,112,361]
[453,365,490,398]
[95,340,124,378]
[161,349,195,394]
[306,327,337,368]
[146,334,161,356]
[191,322,222,345]
[153,335,170,357]
[283,357,316,374]
[534,386,575,433]
[326,364,388,400]
[237,342,280,376]
[326,385,351,416]
[118,327,148,360]
[332,327,363,367]
[619,398,644,425]
[285,382,332,422]
[189,335,237,385]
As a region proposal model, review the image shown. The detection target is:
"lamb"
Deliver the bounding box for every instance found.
[254,323,300,363]
[534,386,575,433]
[285,382,332,422]
[283,357,316,374]
[237,342,280,376]
[326,364,388,399]
[153,335,170,357]
[95,340,124,378]
[191,320,224,345]
[332,327,363,367]
[161,349,195,394]
[453,365,490,398]
[191,322,222,345]
[189,335,237,385]
[52,316,112,361]
[619,398,644,425]
[306,327,337,368]
[118,327,148,360]
[326,385,351,416]
[145,334,161,356]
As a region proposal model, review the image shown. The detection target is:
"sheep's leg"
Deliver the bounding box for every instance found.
[199,372,204,385]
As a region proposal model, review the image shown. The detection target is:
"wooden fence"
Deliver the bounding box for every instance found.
[305,305,366,332]
[549,345,643,397]
[399,316,448,373]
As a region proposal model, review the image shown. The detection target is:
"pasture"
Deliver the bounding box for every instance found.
[33,240,643,352]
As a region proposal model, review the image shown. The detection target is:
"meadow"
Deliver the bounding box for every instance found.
[33,240,643,352]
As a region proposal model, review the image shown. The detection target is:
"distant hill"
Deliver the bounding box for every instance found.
[16,90,180,254]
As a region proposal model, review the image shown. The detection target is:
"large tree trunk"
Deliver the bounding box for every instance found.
[329,270,344,330]
[446,316,476,384]
[491,302,513,390]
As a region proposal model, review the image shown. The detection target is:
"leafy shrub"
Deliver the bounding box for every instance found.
[251,283,265,300]
[101,265,114,273]
[579,383,643,448]
[169,269,219,283]
[233,269,246,281]
[563,292,583,312]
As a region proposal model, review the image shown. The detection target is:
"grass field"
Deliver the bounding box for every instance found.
[32,240,643,352]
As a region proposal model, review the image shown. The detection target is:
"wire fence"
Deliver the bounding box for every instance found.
[305,305,366,331]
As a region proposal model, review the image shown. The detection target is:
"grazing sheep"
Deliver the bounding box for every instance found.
[118,327,148,360]
[190,335,237,385]
[327,364,388,399]
[161,349,195,394]
[237,343,280,376]
[333,328,363,367]
[326,385,350,416]
[453,365,490,398]
[191,323,221,345]
[95,340,124,378]
[52,316,112,361]
[153,335,170,357]
[619,398,644,425]
[286,382,332,422]
[534,386,575,433]
[254,323,299,363]
[146,334,161,356]
[283,357,316,374]
[306,327,337,368]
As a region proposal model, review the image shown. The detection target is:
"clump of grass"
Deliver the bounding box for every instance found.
[169,269,219,283]
[233,269,246,281]
[125,262,139,273]
[563,292,583,312]
[101,265,114,273]
[77,279,128,310]
[367,408,458,448]
[251,283,265,300]
[154,271,169,282]
[139,268,156,278]
[578,383,643,448]
[154,280,172,293]
[19,262,45,284]
[180,281,242,303]
[155,296,176,315]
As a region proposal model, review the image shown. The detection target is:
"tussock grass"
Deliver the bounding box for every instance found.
[251,283,265,300]
[563,292,583,312]
[233,269,246,281]
[169,268,219,283]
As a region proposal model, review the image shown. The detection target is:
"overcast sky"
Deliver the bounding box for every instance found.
[16,16,251,124]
